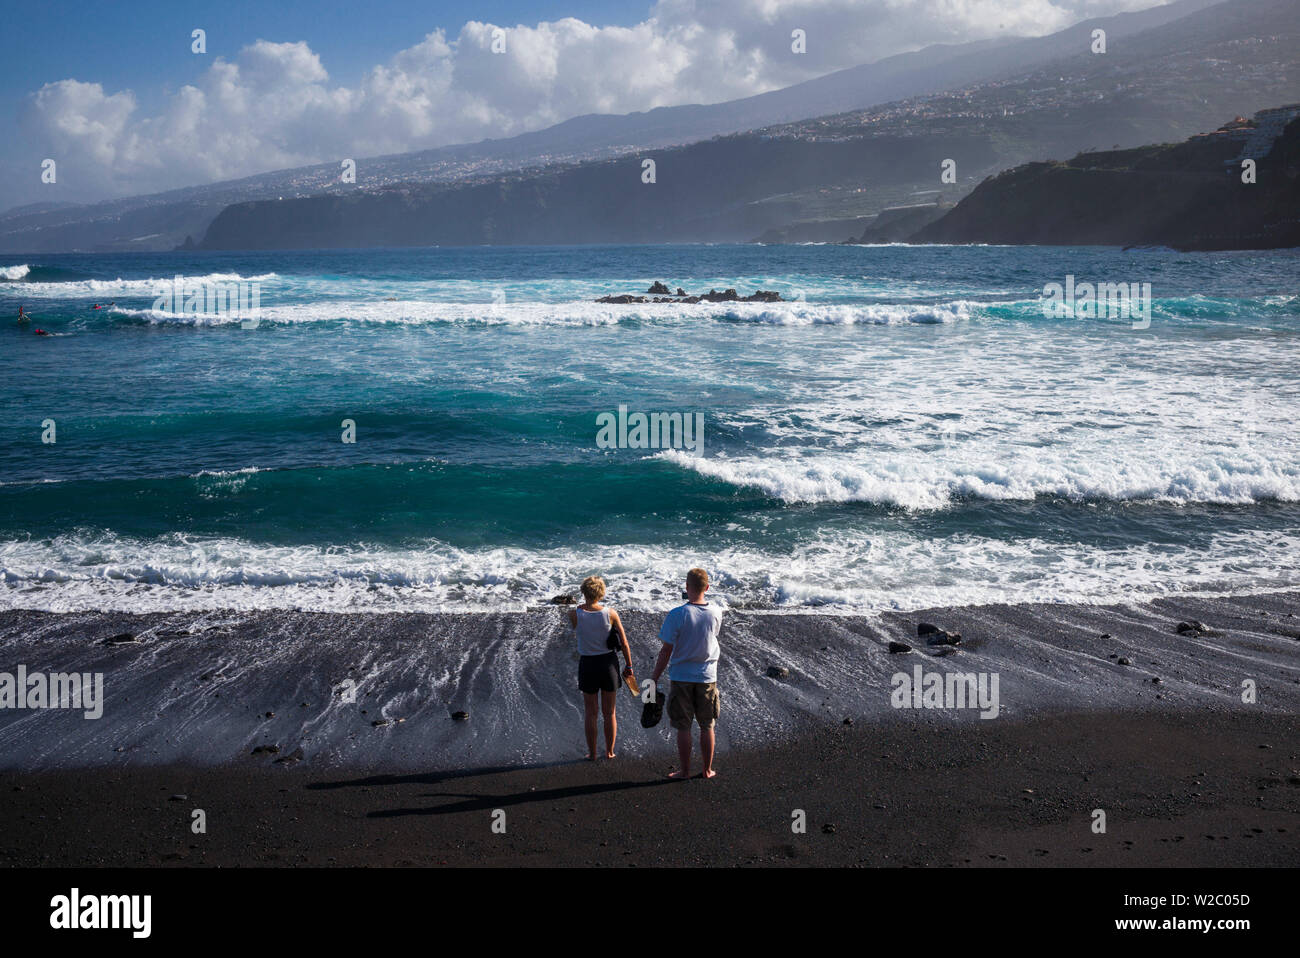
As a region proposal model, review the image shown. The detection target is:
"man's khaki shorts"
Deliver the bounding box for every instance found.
[667,681,720,730]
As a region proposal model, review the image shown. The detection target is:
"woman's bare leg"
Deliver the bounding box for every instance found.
[583,692,599,760]
[601,689,617,758]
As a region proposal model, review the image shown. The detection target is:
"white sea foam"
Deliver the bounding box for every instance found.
[106,297,984,327]
[0,264,30,281]
[15,272,277,297]
[657,445,1300,508]
[2,527,1298,615]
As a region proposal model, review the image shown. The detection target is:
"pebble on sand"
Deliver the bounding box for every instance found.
[925,631,962,647]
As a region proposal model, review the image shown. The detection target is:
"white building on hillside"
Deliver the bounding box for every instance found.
[1237,104,1300,162]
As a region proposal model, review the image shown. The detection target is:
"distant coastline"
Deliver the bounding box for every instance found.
[908,107,1300,251]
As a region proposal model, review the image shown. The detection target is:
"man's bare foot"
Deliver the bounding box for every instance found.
[667,769,691,779]
[702,769,717,779]
[585,753,597,761]
[606,750,616,759]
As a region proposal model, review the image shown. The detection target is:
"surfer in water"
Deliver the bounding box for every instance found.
[569,575,633,760]
[17,305,27,322]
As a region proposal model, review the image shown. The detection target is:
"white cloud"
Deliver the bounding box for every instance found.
[17,0,1164,203]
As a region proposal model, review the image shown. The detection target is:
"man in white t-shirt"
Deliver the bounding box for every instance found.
[651,567,723,779]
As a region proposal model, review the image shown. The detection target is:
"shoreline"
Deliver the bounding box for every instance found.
[1,589,1298,772]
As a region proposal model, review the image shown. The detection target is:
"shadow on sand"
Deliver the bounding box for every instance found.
[305,759,680,817]
[369,777,676,817]
[305,759,585,791]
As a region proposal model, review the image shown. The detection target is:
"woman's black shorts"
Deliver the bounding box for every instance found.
[578,651,620,694]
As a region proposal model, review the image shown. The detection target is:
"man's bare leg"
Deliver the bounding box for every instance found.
[700,726,717,778]
[668,726,692,778]
[601,689,617,758]
[583,692,599,760]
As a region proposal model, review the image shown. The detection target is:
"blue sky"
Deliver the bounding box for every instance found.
[0,0,643,111]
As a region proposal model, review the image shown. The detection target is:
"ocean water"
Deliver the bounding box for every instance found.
[1,244,1298,615]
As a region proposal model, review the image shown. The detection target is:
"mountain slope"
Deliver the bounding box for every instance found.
[0,0,1224,253]
[197,0,1300,250]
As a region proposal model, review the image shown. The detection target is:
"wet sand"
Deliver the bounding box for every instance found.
[1,590,1297,866]
[1,590,1298,771]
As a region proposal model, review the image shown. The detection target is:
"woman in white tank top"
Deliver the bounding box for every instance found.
[567,575,633,760]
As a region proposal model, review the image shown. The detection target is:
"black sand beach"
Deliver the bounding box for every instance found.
[1,590,1297,866]
[1,711,1296,867]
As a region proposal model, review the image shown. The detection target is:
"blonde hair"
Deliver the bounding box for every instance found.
[580,576,607,602]
[686,567,709,593]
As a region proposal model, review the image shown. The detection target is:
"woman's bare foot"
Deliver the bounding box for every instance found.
[585,752,597,761]
[667,769,691,779]
[606,750,616,759]
[702,769,717,779]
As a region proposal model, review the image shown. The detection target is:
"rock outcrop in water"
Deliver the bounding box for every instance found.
[597,285,783,305]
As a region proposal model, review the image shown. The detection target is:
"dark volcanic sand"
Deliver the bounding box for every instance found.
[2,711,1296,867]
[3,590,1299,770]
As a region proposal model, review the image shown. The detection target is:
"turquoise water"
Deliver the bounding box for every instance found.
[2,244,1298,612]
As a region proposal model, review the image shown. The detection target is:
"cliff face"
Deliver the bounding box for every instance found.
[199,134,997,249]
[913,117,1300,250]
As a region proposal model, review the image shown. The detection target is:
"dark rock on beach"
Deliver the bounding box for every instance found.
[451,710,470,722]
[925,630,963,647]
[103,632,138,645]
[647,281,671,295]
[766,666,790,679]
[888,641,912,654]
[251,745,279,756]
[550,594,575,605]
[917,622,962,645]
